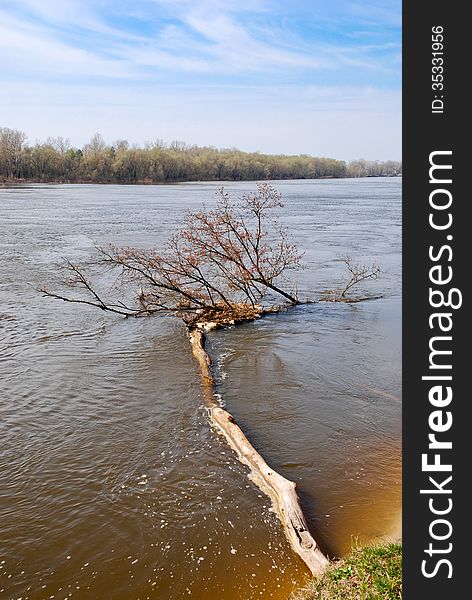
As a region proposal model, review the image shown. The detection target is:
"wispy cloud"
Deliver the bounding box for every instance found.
[0,0,400,78]
[0,0,401,158]
[0,12,135,78]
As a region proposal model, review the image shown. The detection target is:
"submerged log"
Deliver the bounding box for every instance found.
[188,325,328,577]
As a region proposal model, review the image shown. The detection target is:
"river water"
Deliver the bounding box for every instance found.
[0,179,401,599]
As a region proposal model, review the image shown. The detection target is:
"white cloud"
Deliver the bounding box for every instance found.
[0,12,133,78]
[0,0,401,159]
[0,0,397,78]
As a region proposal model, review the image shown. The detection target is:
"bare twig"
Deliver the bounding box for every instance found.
[339,256,381,298]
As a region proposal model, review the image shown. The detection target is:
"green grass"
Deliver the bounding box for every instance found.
[293,542,402,600]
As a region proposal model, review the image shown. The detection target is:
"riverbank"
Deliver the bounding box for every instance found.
[1,174,402,187]
[292,542,402,600]
[1,128,401,183]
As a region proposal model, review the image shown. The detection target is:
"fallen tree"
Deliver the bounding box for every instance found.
[189,323,328,575]
[41,183,378,576]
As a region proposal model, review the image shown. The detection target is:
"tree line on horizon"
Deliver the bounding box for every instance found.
[0,127,401,184]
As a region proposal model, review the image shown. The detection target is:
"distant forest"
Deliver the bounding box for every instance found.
[1,127,401,184]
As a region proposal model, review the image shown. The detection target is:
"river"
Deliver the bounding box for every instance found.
[0,178,401,599]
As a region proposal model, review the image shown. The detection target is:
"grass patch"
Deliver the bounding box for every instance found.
[293,542,402,600]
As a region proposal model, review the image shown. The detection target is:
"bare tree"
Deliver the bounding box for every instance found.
[0,127,27,178]
[83,133,107,155]
[41,184,302,326]
[46,136,71,154]
[338,256,381,298]
[319,256,381,302]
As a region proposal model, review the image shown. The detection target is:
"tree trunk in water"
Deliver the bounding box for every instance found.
[188,326,328,577]
[261,281,300,305]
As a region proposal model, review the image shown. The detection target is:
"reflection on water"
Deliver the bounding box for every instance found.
[0,179,401,598]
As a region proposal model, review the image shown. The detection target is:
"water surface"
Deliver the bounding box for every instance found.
[0,179,401,598]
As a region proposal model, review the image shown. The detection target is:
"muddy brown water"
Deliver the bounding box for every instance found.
[0,179,401,599]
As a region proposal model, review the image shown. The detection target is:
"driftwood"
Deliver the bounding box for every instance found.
[188,325,328,577]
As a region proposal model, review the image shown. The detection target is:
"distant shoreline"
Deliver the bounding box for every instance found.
[1,174,402,187]
[1,128,402,185]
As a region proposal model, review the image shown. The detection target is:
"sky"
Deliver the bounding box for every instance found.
[0,0,401,161]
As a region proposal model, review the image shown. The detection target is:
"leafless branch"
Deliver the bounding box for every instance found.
[41,184,303,324]
[339,256,381,298]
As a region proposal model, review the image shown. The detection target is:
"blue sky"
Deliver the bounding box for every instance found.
[0,0,401,160]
